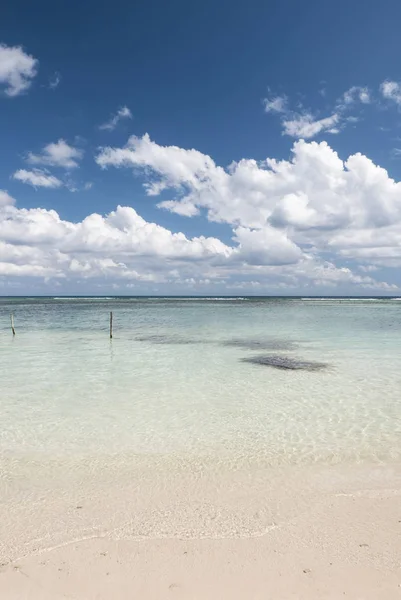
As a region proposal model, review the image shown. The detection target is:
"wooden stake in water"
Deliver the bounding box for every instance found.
[109,311,113,339]
[10,313,16,336]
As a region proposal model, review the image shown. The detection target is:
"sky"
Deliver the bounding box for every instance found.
[2,0,401,295]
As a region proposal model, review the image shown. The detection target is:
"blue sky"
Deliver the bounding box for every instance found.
[1,0,401,295]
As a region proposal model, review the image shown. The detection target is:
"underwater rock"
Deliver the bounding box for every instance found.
[242,354,327,371]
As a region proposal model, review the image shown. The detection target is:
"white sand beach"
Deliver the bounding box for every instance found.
[1,462,401,599]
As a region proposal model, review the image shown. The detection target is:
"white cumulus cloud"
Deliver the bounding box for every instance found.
[0,43,38,96]
[27,139,83,169]
[0,201,235,286]
[1,196,394,293]
[95,133,401,277]
[12,169,63,189]
[0,189,16,207]
[3,135,401,293]
[282,113,340,138]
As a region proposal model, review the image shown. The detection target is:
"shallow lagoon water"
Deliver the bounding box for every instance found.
[1,296,400,464]
[1,297,401,559]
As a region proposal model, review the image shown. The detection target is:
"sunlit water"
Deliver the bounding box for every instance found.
[1,296,401,559]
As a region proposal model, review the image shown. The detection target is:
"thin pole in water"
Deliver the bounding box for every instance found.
[10,313,16,336]
[109,311,113,339]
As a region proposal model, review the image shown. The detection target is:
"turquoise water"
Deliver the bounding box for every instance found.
[1,296,401,465]
[1,296,401,560]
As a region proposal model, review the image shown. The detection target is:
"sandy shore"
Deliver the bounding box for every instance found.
[1,462,400,599]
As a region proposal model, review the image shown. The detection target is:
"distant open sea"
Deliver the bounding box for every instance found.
[1,296,401,560]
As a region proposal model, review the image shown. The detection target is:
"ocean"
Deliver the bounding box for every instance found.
[1,296,401,560]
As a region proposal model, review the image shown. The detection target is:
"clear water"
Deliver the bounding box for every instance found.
[1,296,401,465]
[1,297,401,559]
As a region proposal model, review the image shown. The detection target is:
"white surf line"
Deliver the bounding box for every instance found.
[7,492,336,566]
[6,521,282,567]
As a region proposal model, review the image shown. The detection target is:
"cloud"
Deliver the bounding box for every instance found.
[282,112,340,138]
[380,80,401,105]
[12,169,63,188]
[263,95,287,113]
[1,195,394,293]
[341,86,371,105]
[0,201,235,285]
[96,133,401,275]
[358,264,379,272]
[64,179,94,193]
[26,139,83,169]
[99,106,132,131]
[96,133,218,197]
[48,72,61,90]
[0,189,16,207]
[264,85,372,139]
[3,135,401,293]
[232,226,303,265]
[0,43,38,96]
[0,204,232,260]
